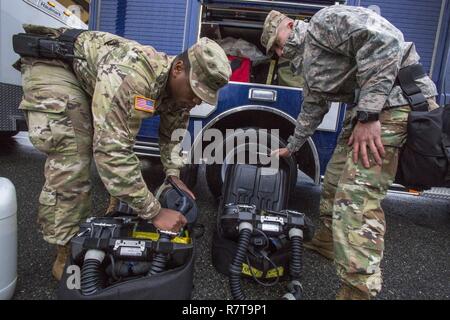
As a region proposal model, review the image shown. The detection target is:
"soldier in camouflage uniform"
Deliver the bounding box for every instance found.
[15,24,231,280]
[261,6,438,299]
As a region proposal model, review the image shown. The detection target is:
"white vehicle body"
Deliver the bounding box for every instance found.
[0,0,87,133]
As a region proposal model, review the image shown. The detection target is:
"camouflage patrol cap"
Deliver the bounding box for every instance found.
[188,37,231,105]
[261,10,288,55]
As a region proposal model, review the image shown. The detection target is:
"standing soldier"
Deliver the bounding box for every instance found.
[14,25,231,280]
[261,6,438,299]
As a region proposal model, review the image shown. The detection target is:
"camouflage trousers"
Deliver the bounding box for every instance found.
[319,99,438,297]
[20,58,93,245]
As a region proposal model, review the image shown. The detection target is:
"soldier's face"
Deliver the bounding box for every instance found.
[169,60,202,110]
[274,19,294,57]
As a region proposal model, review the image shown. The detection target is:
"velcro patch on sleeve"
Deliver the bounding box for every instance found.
[134,96,155,113]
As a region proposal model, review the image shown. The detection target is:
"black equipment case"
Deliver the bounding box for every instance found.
[57,180,198,300]
[212,164,313,280]
[57,216,196,300]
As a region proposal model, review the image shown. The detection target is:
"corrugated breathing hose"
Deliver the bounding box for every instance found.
[80,249,106,296]
[228,222,253,300]
[282,228,304,300]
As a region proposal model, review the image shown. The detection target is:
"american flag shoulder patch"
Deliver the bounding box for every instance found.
[134,95,155,113]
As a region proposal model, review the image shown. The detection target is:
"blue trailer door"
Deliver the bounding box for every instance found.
[437,29,450,105]
[358,0,443,75]
[201,0,341,6]
[433,0,450,105]
[201,0,343,14]
[90,0,200,54]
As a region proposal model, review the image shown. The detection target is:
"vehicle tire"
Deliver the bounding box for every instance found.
[205,127,297,198]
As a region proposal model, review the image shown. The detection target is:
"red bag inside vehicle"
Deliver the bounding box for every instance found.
[227,55,251,82]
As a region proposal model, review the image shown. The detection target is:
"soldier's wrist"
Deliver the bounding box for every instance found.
[286,142,296,154]
[165,169,180,179]
[286,135,303,154]
[356,111,380,123]
[139,198,162,220]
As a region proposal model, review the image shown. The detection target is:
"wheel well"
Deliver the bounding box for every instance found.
[198,108,320,183]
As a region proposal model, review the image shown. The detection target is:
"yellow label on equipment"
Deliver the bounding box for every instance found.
[132,231,159,241]
[242,264,263,278]
[266,266,284,278]
[241,264,284,278]
[132,231,191,244]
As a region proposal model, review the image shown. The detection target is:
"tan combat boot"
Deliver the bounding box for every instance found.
[105,196,119,216]
[336,283,371,300]
[52,244,70,281]
[304,226,334,260]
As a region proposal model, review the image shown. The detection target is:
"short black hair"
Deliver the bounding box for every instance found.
[174,50,191,73]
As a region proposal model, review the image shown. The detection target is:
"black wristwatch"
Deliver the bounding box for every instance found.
[356,111,379,123]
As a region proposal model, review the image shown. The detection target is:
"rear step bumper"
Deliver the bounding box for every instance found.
[420,188,450,201]
[388,184,450,201]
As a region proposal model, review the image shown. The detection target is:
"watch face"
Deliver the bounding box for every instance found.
[358,112,368,121]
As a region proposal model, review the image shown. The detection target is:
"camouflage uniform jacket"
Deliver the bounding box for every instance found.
[72,31,189,219]
[284,5,438,153]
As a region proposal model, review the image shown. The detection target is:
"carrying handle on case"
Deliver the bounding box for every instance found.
[166,176,193,215]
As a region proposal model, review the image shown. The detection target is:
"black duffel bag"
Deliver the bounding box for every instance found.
[396,103,450,189]
[392,62,450,190]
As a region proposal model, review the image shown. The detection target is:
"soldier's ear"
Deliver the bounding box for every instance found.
[172,59,187,77]
[287,20,294,30]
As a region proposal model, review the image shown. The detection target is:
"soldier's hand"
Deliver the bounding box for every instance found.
[169,175,196,200]
[348,120,385,168]
[152,208,187,233]
[271,148,291,158]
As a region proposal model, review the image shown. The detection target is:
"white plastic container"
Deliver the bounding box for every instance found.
[0,178,17,300]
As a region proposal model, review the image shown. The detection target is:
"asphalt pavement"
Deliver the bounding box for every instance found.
[1,132,449,300]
